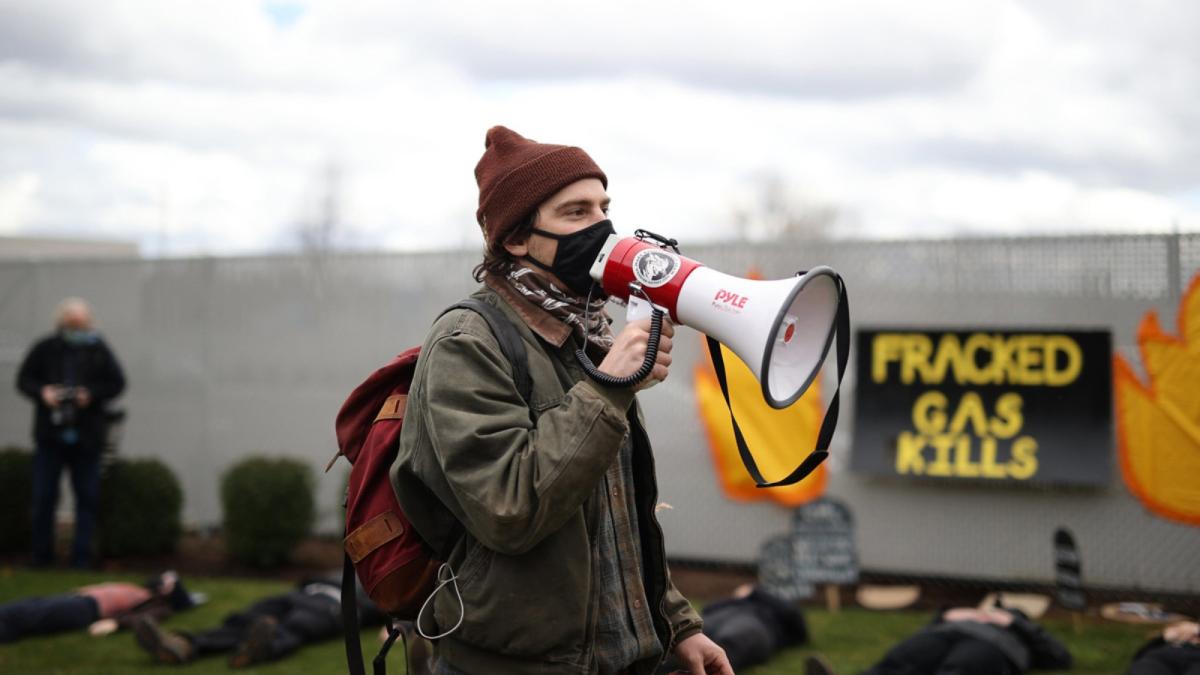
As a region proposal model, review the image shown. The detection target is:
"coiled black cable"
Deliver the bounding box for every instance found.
[575,307,665,387]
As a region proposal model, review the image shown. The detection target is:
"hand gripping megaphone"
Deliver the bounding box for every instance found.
[582,229,850,487]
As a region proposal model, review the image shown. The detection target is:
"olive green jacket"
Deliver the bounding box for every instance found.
[392,283,702,675]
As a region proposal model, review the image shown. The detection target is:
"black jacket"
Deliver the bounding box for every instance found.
[929,608,1073,672]
[15,332,126,448]
[699,588,808,670]
[702,588,808,651]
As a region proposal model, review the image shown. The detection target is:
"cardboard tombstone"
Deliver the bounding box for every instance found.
[758,534,815,602]
[757,497,859,610]
[1054,527,1086,611]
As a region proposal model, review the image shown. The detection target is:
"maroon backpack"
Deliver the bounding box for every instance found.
[331,298,531,675]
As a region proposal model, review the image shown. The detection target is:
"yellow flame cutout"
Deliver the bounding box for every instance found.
[1114,272,1200,526]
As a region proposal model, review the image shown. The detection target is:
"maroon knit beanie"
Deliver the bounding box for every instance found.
[475,126,607,248]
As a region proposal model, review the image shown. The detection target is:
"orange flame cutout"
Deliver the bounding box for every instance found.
[693,268,827,506]
[1114,272,1200,526]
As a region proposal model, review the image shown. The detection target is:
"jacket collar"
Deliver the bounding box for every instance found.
[483,273,573,348]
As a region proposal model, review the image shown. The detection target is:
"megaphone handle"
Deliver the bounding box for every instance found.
[625,295,654,322]
[575,308,665,388]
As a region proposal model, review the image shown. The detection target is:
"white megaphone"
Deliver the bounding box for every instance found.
[588,230,843,409]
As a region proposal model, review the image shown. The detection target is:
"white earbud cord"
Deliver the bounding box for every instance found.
[416,563,464,641]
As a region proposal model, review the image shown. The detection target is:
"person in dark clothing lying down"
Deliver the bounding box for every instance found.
[657,584,808,673]
[1126,620,1200,675]
[0,570,196,643]
[806,604,1071,675]
[132,573,389,669]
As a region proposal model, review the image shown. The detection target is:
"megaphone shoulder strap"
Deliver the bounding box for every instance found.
[706,272,850,487]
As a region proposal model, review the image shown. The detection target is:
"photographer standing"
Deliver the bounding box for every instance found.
[16,298,126,568]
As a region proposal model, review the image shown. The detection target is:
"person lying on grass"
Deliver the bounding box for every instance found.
[805,603,1072,675]
[656,584,808,673]
[132,572,403,670]
[0,570,198,643]
[1125,619,1200,675]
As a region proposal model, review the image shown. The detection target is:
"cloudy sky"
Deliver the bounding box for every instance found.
[0,0,1197,256]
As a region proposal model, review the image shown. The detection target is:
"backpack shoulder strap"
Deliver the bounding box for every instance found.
[442,297,533,404]
[343,554,367,675]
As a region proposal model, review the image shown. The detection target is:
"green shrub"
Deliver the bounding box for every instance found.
[0,447,33,552]
[221,456,314,567]
[99,457,184,556]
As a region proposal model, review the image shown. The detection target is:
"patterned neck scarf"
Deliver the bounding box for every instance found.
[503,263,614,350]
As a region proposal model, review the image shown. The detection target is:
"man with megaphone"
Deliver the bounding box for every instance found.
[393,126,733,675]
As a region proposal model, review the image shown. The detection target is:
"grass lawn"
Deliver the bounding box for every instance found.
[0,567,1157,674]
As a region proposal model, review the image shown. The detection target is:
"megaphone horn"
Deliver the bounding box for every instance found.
[590,231,842,409]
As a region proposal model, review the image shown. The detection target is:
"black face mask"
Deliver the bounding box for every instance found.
[525,219,616,297]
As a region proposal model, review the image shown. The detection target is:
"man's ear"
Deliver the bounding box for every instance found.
[503,235,529,258]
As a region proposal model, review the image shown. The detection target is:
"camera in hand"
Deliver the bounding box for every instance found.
[51,386,82,428]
